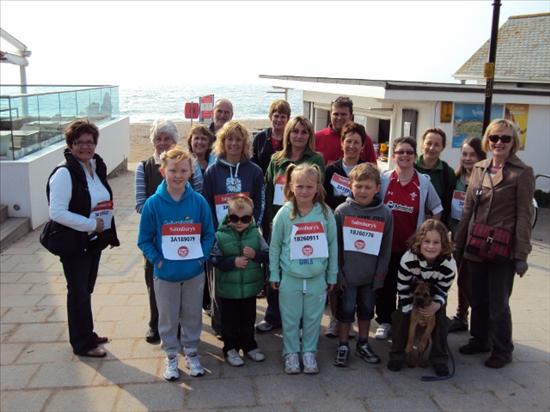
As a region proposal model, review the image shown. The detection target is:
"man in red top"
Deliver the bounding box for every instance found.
[315,96,377,166]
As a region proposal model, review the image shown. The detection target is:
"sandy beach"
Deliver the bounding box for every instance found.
[129,119,270,163]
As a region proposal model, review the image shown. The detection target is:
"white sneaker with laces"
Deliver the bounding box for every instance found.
[284,353,300,374]
[325,316,338,337]
[374,323,392,340]
[225,349,245,367]
[185,351,205,377]
[163,355,180,381]
[302,352,319,374]
[246,348,265,362]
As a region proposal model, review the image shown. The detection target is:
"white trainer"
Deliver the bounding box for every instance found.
[246,348,265,362]
[325,316,338,337]
[163,355,180,381]
[284,353,300,374]
[374,323,392,340]
[302,352,319,374]
[185,351,205,377]
[225,349,245,367]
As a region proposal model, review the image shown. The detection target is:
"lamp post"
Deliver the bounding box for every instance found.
[482,0,501,133]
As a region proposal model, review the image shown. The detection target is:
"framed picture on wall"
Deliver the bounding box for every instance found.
[452,103,503,148]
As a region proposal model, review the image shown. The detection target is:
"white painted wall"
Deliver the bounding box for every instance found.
[0,117,130,229]
[302,90,550,190]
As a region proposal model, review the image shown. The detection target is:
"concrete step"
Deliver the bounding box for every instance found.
[0,205,8,224]
[0,217,31,251]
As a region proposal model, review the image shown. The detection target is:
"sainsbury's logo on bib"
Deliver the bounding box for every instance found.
[344,216,385,232]
[161,224,201,236]
[293,222,324,235]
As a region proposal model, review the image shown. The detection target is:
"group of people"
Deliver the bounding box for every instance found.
[46,95,535,383]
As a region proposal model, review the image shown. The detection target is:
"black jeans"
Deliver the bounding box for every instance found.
[61,250,102,354]
[375,252,404,325]
[389,305,449,366]
[264,286,282,327]
[220,296,258,354]
[144,258,159,332]
[468,259,515,360]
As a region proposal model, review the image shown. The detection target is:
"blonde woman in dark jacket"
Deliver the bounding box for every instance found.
[454,119,535,369]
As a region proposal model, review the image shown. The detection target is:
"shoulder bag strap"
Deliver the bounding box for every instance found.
[472,166,494,224]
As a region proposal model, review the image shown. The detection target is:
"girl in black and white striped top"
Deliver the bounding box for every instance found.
[387,219,457,376]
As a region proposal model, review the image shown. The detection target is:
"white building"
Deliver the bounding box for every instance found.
[260,13,550,190]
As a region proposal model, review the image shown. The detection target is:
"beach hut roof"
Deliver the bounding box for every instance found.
[453,13,550,84]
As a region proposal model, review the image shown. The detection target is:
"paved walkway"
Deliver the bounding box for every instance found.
[1,168,549,412]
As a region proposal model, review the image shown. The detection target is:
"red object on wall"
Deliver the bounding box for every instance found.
[184,102,199,119]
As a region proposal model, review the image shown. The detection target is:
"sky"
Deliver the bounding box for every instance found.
[1,1,549,87]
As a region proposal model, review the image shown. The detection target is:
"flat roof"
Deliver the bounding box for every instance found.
[259,74,550,97]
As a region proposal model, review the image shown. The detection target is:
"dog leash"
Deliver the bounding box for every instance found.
[420,340,456,382]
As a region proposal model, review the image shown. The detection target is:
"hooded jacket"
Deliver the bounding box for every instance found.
[269,201,338,284]
[334,196,394,289]
[203,157,265,227]
[138,180,215,282]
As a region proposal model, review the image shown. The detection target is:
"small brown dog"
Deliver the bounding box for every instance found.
[405,280,437,367]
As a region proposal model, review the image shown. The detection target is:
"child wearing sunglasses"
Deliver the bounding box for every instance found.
[210,195,269,366]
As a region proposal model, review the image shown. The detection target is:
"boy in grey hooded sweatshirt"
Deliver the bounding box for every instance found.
[333,163,393,367]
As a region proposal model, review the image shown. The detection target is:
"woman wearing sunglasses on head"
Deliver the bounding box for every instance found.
[454,119,535,369]
[374,137,443,344]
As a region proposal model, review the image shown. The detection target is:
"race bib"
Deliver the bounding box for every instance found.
[214,192,250,223]
[451,190,466,220]
[342,216,385,255]
[90,200,113,230]
[290,222,328,260]
[273,175,286,205]
[330,173,351,197]
[161,223,203,261]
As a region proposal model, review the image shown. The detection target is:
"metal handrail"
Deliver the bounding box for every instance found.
[0,85,117,99]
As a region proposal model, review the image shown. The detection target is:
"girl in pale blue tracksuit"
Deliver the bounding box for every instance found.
[269,163,338,374]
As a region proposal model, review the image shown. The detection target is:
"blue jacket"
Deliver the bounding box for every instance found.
[203,158,265,228]
[138,180,215,282]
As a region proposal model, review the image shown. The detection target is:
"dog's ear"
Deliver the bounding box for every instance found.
[429,283,438,297]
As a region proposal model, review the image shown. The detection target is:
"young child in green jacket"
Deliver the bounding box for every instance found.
[269,163,338,375]
[210,195,269,367]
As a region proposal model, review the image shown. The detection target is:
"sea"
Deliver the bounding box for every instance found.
[119,84,304,123]
[0,83,302,124]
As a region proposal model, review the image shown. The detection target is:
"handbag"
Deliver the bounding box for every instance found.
[465,167,512,262]
[40,220,89,256]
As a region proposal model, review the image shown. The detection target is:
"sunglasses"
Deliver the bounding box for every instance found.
[228,214,252,224]
[394,150,415,155]
[488,134,512,144]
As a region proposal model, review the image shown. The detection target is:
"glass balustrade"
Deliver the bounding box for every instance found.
[0,85,119,160]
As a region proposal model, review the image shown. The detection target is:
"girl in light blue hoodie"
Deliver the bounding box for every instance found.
[138,147,214,381]
[269,164,338,375]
